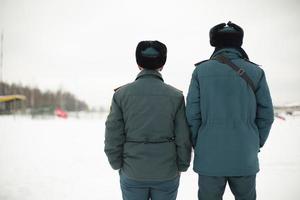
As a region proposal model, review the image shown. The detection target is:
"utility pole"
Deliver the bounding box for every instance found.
[0,30,4,96]
[0,30,3,83]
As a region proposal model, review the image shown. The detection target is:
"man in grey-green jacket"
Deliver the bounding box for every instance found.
[186,22,274,200]
[105,40,192,200]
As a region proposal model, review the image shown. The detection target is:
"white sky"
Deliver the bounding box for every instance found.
[0,0,300,107]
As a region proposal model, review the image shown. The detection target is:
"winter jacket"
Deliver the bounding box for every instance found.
[105,69,192,181]
[186,48,274,176]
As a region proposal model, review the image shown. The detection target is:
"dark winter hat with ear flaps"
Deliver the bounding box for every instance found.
[136,40,167,70]
[210,21,244,48]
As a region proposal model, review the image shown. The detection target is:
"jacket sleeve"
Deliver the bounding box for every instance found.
[186,69,202,147]
[255,70,274,148]
[104,93,125,170]
[174,96,192,172]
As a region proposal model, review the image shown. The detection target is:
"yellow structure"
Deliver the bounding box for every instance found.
[0,95,26,102]
[0,95,26,114]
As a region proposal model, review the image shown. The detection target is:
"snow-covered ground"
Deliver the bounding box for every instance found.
[0,115,299,200]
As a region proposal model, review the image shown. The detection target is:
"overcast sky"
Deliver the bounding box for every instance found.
[0,0,299,107]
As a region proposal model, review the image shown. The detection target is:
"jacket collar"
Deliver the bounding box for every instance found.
[210,47,248,60]
[136,69,164,82]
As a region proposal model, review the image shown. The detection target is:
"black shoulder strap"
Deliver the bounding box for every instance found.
[213,55,256,92]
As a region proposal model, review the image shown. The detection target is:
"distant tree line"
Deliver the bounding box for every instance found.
[0,82,88,112]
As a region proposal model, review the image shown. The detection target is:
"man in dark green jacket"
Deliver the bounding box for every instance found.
[105,40,192,200]
[186,22,274,200]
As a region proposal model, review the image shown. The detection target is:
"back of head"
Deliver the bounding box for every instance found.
[136,40,167,70]
[209,21,244,48]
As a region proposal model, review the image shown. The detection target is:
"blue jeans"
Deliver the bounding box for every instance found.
[120,174,180,200]
[198,175,256,200]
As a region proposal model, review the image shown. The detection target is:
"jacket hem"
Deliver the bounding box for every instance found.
[119,169,180,182]
[193,167,259,177]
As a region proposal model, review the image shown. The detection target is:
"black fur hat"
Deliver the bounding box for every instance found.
[210,21,244,48]
[136,40,167,69]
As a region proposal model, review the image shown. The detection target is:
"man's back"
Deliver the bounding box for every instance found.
[116,70,183,142]
[186,48,274,176]
[105,69,191,181]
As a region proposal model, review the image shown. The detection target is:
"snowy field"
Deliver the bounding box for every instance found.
[0,115,299,200]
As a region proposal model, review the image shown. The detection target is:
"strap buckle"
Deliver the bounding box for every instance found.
[237,68,245,76]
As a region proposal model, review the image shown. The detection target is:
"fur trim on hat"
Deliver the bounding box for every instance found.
[136,40,167,70]
[210,22,244,48]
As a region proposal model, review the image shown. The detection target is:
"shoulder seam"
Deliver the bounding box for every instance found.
[114,84,128,92]
[165,84,183,94]
[194,59,209,66]
[243,59,260,66]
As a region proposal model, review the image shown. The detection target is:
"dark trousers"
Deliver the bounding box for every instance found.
[198,175,256,200]
[120,174,180,200]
